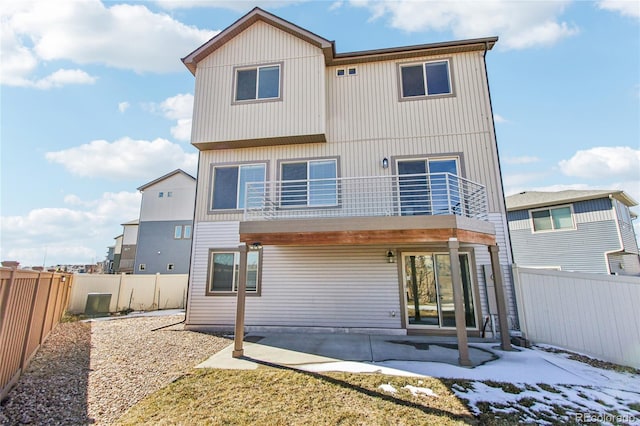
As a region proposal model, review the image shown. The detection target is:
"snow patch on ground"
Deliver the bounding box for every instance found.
[300,344,640,425]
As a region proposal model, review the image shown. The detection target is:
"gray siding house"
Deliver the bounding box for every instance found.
[134,169,196,274]
[118,220,138,274]
[181,8,516,362]
[506,190,639,276]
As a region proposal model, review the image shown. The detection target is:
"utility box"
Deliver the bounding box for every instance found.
[85,293,112,316]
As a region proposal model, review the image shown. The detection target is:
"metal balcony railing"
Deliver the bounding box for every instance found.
[243,173,488,221]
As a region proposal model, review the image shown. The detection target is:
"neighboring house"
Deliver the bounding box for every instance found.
[506,190,640,276]
[104,246,115,274]
[112,235,123,273]
[117,220,139,274]
[181,8,515,355]
[134,169,196,274]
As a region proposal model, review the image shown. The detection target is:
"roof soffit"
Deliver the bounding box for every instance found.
[181,7,497,74]
[182,7,333,75]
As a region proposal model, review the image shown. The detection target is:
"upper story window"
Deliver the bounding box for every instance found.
[234,63,281,102]
[399,59,452,99]
[158,192,164,198]
[281,159,338,207]
[336,67,357,77]
[211,163,266,211]
[530,205,575,232]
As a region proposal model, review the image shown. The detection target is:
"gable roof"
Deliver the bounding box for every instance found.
[506,190,638,211]
[182,7,497,75]
[137,169,196,191]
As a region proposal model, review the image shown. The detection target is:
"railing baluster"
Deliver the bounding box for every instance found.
[244,173,487,221]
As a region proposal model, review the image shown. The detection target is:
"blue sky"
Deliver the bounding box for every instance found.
[1,0,639,267]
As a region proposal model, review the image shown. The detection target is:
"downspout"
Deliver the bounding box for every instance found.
[483,40,515,262]
[152,165,199,332]
[483,40,519,331]
[603,194,625,274]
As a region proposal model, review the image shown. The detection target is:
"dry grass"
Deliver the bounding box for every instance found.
[116,368,476,425]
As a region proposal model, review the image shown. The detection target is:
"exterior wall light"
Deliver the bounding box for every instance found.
[382,157,389,169]
[387,250,396,263]
[251,242,262,250]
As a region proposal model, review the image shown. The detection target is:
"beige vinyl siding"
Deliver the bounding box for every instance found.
[194,48,505,221]
[192,21,325,144]
[186,221,241,325]
[195,133,505,221]
[187,222,402,329]
[326,52,492,141]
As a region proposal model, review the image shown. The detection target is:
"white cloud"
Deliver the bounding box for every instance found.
[152,93,194,142]
[0,191,141,266]
[493,114,508,124]
[503,156,540,165]
[349,0,579,50]
[154,1,307,11]
[159,93,194,121]
[1,0,217,88]
[45,137,197,179]
[118,101,130,113]
[171,119,193,142]
[558,146,640,180]
[33,69,97,89]
[598,0,640,18]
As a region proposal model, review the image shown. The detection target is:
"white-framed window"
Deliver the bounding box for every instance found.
[530,205,575,232]
[234,63,281,102]
[280,159,338,207]
[158,192,164,198]
[206,249,262,295]
[211,163,266,211]
[399,59,452,99]
[174,224,193,239]
[167,191,173,198]
[183,225,192,239]
[336,67,357,77]
[139,264,146,271]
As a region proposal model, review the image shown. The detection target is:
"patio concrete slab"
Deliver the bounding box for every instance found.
[196,332,499,370]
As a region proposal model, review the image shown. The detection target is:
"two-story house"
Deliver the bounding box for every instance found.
[181,8,515,363]
[134,169,196,274]
[117,220,138,274]
[506,190,640,275]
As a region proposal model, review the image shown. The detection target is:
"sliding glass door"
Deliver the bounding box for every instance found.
[402,252,476,329]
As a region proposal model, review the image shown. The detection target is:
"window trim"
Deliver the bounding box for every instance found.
[183,224,192,239]
[208,161,269,214]
[232,62,284,105]
[205,247,263,297]
[529,204,576,233]
[277,156,340,209]
[397,58,455,101]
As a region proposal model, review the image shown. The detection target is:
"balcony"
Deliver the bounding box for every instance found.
[240,173,495,246]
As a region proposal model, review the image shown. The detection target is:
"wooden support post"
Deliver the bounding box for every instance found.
[448,238,472,367]
[232,244,248,358]
[488,245,512,351]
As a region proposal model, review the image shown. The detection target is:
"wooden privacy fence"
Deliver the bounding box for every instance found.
[0,268,73,400]
[67,273,188,314]
[513,265,640,369]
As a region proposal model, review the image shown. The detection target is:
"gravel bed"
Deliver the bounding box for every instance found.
[0,314,231,425]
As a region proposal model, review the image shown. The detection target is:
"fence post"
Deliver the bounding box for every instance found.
[0,268,15,333]
[20,272,42,369]
[511,264,528,339]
